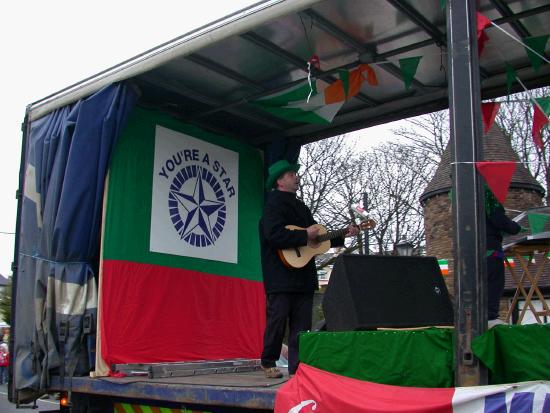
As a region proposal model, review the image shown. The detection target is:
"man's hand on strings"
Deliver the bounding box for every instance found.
[345,224,360,238]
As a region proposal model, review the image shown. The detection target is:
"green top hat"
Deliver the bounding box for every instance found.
[265,159,300,189]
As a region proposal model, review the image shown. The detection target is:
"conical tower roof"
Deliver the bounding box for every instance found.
[420,126,544,203]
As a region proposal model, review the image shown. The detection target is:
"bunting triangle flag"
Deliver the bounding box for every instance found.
[476,12,492,56]
[254,64,376,124]
[254,81,344,124]
[505,63,517,97]
[481,102,500,134]
[524,35,549,72]
[527,212,549,234]
[477,12,492,31]
[399,56,422,90]
[475,161,516,204]
[325,64,378,104]
[532,98,550,149]
[535,97,550,117]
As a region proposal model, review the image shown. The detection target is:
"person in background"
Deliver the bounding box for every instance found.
[0,343,9,385]
[485,188,521,328]
[259,159,359,378]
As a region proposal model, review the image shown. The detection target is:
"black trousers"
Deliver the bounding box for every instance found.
[487,256,505,320]
[261,292,313,375]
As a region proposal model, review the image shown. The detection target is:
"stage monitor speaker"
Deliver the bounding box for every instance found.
[323,255,453,330]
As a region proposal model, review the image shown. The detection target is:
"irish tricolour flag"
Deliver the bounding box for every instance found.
[276,364,550,413]
[254,64,377,124]
[100,108,265,366]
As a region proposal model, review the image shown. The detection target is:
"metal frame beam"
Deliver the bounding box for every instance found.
[447,0,487,386]
[139,75,283,131]
[386,0,492,79]
[186,54,265,91]
[144,3,550,139]
[240,31,379,106]
[488,0,530,38]
[302,9,426,90]
[386,0,446,46]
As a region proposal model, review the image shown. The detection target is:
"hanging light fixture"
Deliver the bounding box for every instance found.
[394,241,414,256]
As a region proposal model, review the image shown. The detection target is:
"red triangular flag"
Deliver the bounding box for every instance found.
[478,31,490,56]
[532,104,549,150]
[475,161,516,204]
[481,102,500,134]
[477,12,492,56]
[477,12,492,32]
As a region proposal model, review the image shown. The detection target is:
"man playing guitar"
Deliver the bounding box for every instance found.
[258,159,362,378]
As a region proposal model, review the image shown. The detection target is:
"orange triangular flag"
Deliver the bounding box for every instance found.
[475,161,516,204]
[481,102,500,134]
[324,64,378,104]
[363,64,378,86]
[347,65,368,97]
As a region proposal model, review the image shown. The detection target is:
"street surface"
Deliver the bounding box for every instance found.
[0,383,59,412]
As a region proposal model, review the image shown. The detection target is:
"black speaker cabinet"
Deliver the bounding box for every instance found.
[323,255,453,330]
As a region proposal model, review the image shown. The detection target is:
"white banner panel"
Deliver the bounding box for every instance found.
[150,125,239,263]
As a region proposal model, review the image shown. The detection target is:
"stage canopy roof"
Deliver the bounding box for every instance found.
[27,0,550,147]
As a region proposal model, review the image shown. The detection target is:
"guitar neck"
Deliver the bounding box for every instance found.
[317,228,348,242]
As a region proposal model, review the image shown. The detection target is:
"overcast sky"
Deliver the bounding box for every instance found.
[0,1,397,277]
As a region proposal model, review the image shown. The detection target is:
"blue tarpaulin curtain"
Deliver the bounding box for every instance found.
[15,83,138,396]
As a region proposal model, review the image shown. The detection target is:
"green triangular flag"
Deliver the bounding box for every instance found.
[440,0,446,10]
[505,63,516,96]
[524,35,549,72]
[399,56,422,90]
[528,212,549,234]
[338,69,350,98]
[535,97,550,117]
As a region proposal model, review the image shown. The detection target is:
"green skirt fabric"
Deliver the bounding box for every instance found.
[472,324,550,384]
[299,328,455,388]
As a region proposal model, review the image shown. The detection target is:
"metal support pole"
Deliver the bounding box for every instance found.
[447,0,487,386]
[363,192,369,255]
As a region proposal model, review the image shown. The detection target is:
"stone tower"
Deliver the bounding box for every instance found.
[420,126,544,297]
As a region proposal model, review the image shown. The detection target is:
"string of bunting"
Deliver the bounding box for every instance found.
[476,10,550,148]
[434,2,548,235]
[451,160,549,234]
[253,1,549,142]
[451,159,550,234]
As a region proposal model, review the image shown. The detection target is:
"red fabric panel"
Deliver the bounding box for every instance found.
[275,364,455,413]
[101,260,265,366]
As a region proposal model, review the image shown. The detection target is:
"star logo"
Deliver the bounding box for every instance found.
[168,165,227,247]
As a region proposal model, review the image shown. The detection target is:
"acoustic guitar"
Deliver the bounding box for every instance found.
[277,219,376,269]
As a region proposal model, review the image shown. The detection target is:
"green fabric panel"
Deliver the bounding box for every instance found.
[104,107,263,281]
[472,324,550,384]
[527,212,549,234]
[299,328,455,387]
